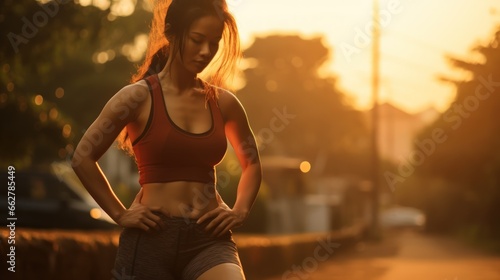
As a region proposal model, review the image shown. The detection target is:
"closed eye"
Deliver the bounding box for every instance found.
[191,37,203,44]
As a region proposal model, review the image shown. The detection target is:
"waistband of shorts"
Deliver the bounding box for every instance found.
[151,210,202,225]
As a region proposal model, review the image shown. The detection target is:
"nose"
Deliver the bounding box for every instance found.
[199,42,211,58]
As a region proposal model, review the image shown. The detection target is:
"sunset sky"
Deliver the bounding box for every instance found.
[228,0,500,113]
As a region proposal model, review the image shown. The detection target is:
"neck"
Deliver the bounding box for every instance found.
[158,56,198,93]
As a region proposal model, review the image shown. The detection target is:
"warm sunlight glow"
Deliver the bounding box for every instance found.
[7,82,14,92]
[93,0,110,10]
[34,95,43,106]
[122,34,148,62]
[2,63,10,73]
[90,208,102,219]
[111,0,135,17]
[49,108,59,120]
[62,124,71,138]
[55,87,64,98]
[266,80,278,92]
[0,93,7,104]
[230,0,500,113]
[96,51,109,64]
[58,148,67,158]
[91,50,115,64]
[415,214,426,226]
[78,0,92,6]
[300,161,311,173]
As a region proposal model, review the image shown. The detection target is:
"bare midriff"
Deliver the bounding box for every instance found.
[140,181,220,219]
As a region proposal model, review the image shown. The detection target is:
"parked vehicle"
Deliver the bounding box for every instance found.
[380,206,426,229]
[1,162,117,230]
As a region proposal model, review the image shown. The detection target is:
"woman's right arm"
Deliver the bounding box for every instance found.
[71,83,164,231]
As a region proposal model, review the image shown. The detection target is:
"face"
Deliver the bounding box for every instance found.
[178,15,224,74]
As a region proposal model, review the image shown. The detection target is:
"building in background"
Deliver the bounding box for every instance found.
[371,103,439,163]
[98,147,140,205]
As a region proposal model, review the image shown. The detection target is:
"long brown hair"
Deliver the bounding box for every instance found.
[117,0,241,155]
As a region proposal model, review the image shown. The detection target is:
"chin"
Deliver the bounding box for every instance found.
[185,65,204,75]
[193,61,210,73]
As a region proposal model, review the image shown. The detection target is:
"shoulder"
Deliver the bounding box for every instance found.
[110,79,149,104]
[100,79,150,121]
[213,86,245,112]
[210,86,250,124]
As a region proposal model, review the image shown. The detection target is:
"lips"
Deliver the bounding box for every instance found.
[194,60,209,67]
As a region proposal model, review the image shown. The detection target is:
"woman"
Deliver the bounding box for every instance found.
[71,0,261,279]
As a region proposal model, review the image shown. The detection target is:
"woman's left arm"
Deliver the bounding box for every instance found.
[197,89,262,236]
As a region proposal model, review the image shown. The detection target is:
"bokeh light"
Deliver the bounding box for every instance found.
[49,108,59,120]
[7,82,14,92]
[62,124,72,138]
[34,95,44,105]
[90,208,102,219]
[299,161,311,173]
[55,87,65,98]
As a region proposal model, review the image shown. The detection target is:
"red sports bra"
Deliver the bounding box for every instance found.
[131,74,227,186]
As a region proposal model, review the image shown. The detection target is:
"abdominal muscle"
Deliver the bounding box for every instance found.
[140,181,220,219]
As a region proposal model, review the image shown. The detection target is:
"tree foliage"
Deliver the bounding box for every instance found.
[237,35,370,177]
[0,93,75,168]
[1,0,152,165]
[1,0,152,127]
[414,27,500,239]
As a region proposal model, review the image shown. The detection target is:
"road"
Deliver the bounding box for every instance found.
[264,229,500,280]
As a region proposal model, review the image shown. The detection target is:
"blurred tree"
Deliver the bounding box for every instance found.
[0,92,74,169]
[1,0,152,130]
[237,35,370,177]
[415,27,500,242]
[1,0,152,165]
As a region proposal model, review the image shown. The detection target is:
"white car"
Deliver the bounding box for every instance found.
[380,206,426,229]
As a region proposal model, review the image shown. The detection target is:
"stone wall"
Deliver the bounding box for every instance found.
[0,223,364,280]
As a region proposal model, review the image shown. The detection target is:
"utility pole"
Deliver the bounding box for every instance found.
[370,0,381,239]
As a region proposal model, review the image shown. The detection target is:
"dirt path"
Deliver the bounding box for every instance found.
[263,229,500,280]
